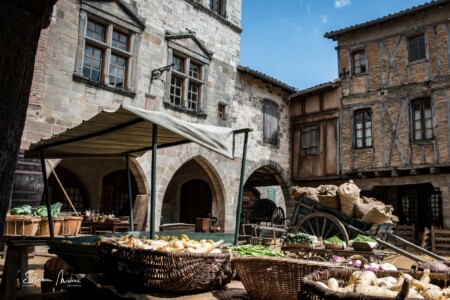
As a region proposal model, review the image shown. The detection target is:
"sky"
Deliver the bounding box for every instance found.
[240,0,430,90]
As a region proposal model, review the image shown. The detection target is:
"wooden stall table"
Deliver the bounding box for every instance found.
[81,220,136,234]
[281,244,393,263]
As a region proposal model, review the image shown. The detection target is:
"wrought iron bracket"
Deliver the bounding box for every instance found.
[151,64,174,81]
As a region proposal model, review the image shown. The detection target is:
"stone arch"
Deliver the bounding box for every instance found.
[156,147,229,229]
[238,159,293,216]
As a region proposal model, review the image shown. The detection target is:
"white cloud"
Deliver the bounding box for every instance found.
[335,0,351,8]
[321,15,328,24]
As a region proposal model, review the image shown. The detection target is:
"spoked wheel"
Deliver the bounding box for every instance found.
[271,207,285,227]
[294,212,349,244]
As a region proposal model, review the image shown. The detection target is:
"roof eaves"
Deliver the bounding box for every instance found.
[324,0,448,40]
[289,79,340,99]
[237,65,297,93]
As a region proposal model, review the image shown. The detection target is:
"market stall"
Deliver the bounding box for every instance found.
[1,105,251,298]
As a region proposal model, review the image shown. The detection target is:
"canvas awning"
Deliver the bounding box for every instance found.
[25,104,251,243]
[25,104,247,159]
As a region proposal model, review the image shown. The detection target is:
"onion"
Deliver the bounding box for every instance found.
[332,255,343,263]
[369,262,380,270]
[352,259,362,268]
[380,263,397,271]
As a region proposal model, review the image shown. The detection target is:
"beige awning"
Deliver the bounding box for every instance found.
[25,105,250,159]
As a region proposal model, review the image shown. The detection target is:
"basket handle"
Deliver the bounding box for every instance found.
[342,254,367,269]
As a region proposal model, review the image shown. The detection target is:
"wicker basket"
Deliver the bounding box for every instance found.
[36,217,64,236]
[99,240,234,292]
[324,242,345,250]
[233,256,343,300]
[299,268,450,300]
[61,216,83,236]
[4,215,41,236]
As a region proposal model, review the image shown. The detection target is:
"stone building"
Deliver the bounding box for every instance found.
[322,0,450,230]
[18,0,295,232]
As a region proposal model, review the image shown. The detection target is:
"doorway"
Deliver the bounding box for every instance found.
[179,179,212,224]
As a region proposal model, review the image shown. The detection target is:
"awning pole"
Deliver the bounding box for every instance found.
[234,130,249,245]
[150,125,158,239]
[40,150,54,238]
[126,155,134,231]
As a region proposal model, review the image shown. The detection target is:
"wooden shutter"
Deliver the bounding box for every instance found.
[263,99,278,144]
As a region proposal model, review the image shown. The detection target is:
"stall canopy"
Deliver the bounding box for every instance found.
[25,104,244,159]
[24,104,251,244]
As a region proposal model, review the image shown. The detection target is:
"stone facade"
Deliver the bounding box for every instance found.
[20,0,294,232]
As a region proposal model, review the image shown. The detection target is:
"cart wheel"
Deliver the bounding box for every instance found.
[294,212,349,244]
[271,207,285,226]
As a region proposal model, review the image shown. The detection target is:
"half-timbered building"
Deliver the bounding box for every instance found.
[324,0,450,230]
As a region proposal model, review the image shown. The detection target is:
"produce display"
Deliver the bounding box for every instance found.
[352,235,376,243]
[324,236,344,243]
[9,203,63,217]
[281,232,318,245]
[101,234,224,254]
[229,244,284,257]
[318,269,450,299]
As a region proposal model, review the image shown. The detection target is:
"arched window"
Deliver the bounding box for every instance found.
[48,167,88,213]
[100,170,138,215]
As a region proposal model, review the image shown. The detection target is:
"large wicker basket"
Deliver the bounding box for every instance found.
[36,217,64,236]
[99,240,234,292]
[299,268,450,300]
[61,216,83,236]
[233,256,343,300]
[4,215,41,236]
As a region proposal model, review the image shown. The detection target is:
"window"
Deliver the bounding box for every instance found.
[301,124,319,156]
[409,34,426,62]
[263,99,278,145]
[411,98,433,141]
[354,108,372,148]
[210,0,225,16]
[169,53,204,112]
[82,20,131,89]
[218,103,226,120]
[352,50,366,75]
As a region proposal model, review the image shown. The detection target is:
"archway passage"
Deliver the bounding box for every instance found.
[48,167,88,213]
[180,179,212,224]
[101,169,138,216]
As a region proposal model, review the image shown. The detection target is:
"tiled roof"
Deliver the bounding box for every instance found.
[289,79,340,99]
[324,0,448,40]
[237,65,297,93]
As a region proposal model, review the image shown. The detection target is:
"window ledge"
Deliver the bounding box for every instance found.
[353,146,373,150]
[73,73,136,98]
[411,139,434,145]
[163,101,207,119]
[352,72,367,78]
[408,58,428,66]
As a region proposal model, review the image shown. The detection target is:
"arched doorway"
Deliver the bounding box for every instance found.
[180,179,212,224]
[100,169,138,216]
[48,167,88,213]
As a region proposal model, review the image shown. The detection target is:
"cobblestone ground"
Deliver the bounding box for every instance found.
[0,246,441,299]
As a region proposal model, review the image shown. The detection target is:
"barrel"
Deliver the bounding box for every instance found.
[10,150,44,208]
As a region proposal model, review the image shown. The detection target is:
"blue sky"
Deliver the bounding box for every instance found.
[240,0,429,90]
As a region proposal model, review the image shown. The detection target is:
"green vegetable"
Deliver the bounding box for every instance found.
[281,232,318,245]
[9,205,34,216]
[229,245,284,257]
[325,236,343,243]
[353,235,376,242]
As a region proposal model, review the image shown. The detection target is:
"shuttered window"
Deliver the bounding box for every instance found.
[301,124,319,156]
[354,108,372,148]
[411,98,433,141]
[263,99,278,145]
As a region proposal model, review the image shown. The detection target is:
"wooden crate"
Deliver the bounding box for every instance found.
[195,218,211,232]
[431,226,450,255]
[4,216,41,236]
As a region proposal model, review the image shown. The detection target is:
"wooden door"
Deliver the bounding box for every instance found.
[180,179,212,224]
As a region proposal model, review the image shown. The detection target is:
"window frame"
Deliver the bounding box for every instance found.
[408,33,426,62]
[218,103,227,120]
[353,108,373,149]
[411,97,433,142]
[351,49,366,76]
[300,124,320,156]
[168,52,205,112]
[210,0,226,17]
[74,5,144,97]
